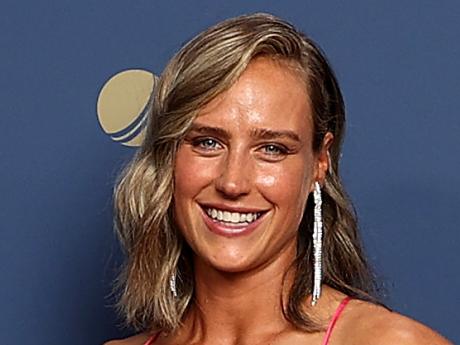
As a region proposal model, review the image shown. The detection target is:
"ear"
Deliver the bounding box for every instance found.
[313,132,334,188]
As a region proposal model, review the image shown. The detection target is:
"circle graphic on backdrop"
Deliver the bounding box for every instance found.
[97,69,157,147]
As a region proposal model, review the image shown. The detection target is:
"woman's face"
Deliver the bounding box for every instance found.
[174,57,330,273]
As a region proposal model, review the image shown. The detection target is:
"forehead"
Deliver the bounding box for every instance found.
[195,57,313,137]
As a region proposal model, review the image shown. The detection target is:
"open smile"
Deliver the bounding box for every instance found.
[199,204,269,238]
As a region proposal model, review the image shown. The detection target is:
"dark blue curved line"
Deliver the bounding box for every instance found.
[116,112,148,144]
[111,95,152,140]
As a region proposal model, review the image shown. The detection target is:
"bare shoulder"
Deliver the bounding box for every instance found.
[103,333,151,345]
[339,300,452,345]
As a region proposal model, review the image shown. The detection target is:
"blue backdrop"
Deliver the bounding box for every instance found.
[1,1,458,344]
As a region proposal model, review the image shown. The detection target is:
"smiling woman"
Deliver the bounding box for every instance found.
[173,57,324,276]
[105,13,451,345]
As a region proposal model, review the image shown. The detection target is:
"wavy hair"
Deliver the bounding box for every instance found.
[114,12,379,333]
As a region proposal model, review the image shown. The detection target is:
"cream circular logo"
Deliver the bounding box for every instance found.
[96,69,158,147]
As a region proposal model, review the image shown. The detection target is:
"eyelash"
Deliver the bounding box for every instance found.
[262,144,288,155]
[192,138,222,151]
[191,137,289,157]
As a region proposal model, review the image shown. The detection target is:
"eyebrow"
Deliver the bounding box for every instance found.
[188,124,231,140]
[250,128,301,143]
[188,123,301,143]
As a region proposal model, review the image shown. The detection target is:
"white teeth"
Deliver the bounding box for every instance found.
[205,207,261,224]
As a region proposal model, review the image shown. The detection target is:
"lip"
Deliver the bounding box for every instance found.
[199,205,268,238]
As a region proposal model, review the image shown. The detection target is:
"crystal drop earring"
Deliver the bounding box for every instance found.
[311,181,323,306]
[169,273,178,298]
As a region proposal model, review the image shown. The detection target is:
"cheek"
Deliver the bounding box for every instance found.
[174,147,216,205]
[255,159,312,213]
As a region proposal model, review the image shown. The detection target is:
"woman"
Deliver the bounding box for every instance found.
[106,13,451,345]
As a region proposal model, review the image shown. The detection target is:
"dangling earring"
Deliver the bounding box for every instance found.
[311,181,323,306]
[169,273,178,297]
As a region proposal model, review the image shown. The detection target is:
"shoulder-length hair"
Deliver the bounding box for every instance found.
[114,12,379,333]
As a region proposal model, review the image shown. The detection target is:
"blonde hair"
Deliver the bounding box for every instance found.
[114,13,378,333]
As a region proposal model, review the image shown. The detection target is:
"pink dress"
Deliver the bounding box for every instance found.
[144,296,351,345]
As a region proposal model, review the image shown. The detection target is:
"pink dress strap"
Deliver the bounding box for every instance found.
[321,296,352,345]
[144,333,159,345]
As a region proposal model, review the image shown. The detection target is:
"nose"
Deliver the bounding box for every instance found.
[215,149,251,199]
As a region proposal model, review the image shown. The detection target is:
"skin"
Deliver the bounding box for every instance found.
[105,57,452,345]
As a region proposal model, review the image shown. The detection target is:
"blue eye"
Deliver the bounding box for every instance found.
[263,144,286,155]
[193,138,221,151]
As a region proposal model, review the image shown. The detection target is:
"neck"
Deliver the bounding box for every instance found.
[179,241,299,344]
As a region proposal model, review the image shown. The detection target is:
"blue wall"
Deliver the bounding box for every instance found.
[1,1,458,344]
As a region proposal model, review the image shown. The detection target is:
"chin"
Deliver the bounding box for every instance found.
[198,248,262,274]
